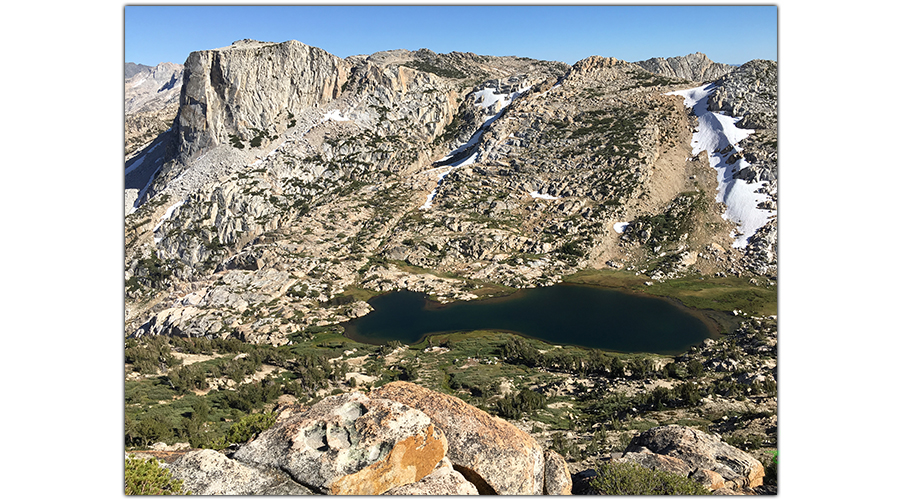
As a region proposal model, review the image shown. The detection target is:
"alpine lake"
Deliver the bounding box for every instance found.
[341,283,723,355]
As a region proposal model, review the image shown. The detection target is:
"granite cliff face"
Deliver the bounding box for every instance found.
[635,52,734,82]
[175,39,351,163]
[125,40,776,347]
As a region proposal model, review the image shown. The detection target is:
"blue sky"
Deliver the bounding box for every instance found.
[125,5,777,67]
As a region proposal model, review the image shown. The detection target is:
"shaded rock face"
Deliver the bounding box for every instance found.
[167,448,313,495]
[620,424,765,491]
[372,381,547,495]
[233,391,447,495]
[176,39,351,162]
[635,52,734,82]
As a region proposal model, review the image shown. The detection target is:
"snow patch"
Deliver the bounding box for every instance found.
[667,84,774,248]
[124,142,162,177]
[153,200,185,243]
[613,222,630,234]
[529,191,559,200]
[323,110,349,122]
[474,86,531,126]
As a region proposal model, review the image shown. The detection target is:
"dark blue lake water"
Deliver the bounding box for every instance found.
[341,284,715,355]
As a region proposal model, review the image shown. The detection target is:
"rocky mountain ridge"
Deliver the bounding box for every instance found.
[634,52,734,83]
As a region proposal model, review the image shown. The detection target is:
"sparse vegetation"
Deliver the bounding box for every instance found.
[590,460,710,495]
[125,455,190,495]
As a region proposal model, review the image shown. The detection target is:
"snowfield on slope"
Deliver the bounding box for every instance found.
[421,85,530,210]
[667,84,775,248]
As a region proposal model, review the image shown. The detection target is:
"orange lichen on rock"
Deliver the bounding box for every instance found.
[329,424,447,495]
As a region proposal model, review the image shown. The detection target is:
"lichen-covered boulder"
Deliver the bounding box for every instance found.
[233,391,447,495]
[372,381,545,495]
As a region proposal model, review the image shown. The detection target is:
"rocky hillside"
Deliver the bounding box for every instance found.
[124,40,777,348]
[125,61,183,157]
[128,381,765,495]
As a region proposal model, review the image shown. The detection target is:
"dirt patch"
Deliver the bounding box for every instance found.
[170,351,223,366]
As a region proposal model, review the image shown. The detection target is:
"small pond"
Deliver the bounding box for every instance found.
[341,284,717,355]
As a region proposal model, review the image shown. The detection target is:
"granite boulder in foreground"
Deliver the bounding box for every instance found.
[232,390,447,495]
[618,424,765,493]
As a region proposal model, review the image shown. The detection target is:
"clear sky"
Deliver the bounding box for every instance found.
[125,4,777,67]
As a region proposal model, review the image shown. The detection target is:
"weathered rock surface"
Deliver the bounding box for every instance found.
[619,425,765,491]
[543,448,573,495]
[233,391,448,495]
[167,448,314,495]
[175,39,351,162]
[383,457,479,495]
[635,52,734,82]
[372,381,547,495]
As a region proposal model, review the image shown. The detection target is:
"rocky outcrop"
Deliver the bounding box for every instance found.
[372,381,549,495]
[167,448,314,495]
[125,62,184,115]
[635,52,734,82]
[233,391,447,495]
[618,425,765,492]
[125,62,153,79]
[544,449,574,494]
[383,457,479,495]
[707,59,777,130]
[175,39,351,162]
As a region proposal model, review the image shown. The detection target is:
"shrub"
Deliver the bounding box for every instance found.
[496,388,546,419]
[764,451,778,486]
[124,455,190,495]
[222,411,277,446]
[688,359,704,378]
[590,461,710,495]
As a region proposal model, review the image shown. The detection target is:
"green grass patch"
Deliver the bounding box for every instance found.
[563,269,777,316]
